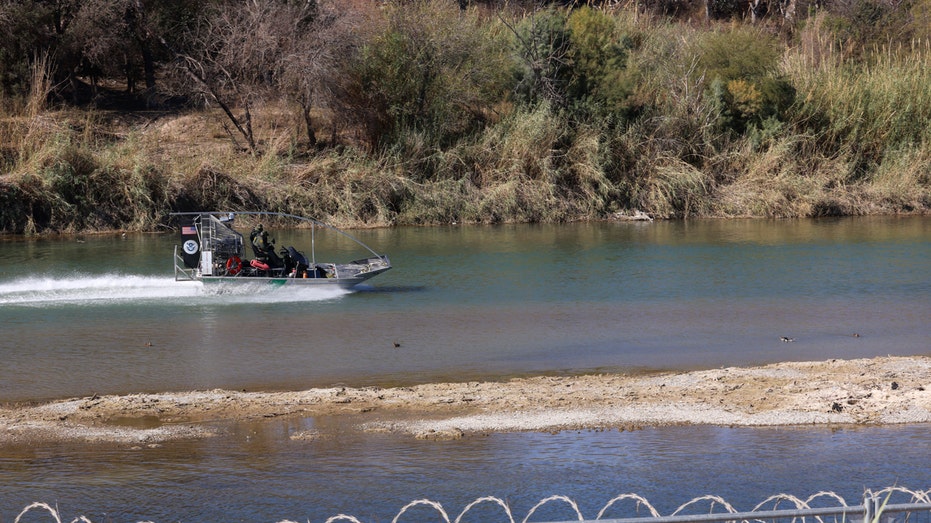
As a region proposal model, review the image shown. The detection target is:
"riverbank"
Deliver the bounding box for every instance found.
[2,355,929,445]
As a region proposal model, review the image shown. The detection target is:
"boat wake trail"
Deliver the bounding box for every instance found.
[0,274,349,306]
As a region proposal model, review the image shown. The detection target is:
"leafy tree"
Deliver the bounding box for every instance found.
[0,0,76,99]
[338,0,513,150]
[0,0,201,104]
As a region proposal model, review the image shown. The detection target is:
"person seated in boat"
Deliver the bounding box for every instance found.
[281,247,296,275]
[262,234,285,268]
[282,246,311,276]
[250,225,284,268]
[250,224,266,255]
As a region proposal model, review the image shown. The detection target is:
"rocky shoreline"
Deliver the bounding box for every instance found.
[2,356,930,445]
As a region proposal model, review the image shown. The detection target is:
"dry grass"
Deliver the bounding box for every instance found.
[2,12,930,234]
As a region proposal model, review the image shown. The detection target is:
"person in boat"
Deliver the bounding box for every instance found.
[250,224,284,268]
[282,245,312,276]
[249,224,263,247]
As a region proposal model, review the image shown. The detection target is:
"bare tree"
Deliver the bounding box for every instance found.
[162,0,360,153]
[277,1,370,148]
[69,0,131,92]
[160,1,261,151]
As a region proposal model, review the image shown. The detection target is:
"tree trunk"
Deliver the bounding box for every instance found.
[301,102,318,148]
[131,0,157,102]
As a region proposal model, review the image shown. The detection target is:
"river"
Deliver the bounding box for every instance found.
[1,216,929,522]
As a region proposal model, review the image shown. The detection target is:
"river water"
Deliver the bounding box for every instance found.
[1,216,930,522]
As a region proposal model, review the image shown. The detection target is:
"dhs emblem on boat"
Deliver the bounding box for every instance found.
[182,239,199,255]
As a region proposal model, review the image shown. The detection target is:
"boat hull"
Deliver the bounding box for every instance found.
[195,266,390,289]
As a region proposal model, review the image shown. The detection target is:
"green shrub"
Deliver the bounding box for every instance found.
[565,7,636,120]
[344,0,512,151]
[0,174,50,234]
[510,7,572,109]
[697,28,795,134]
[511,6,635,122]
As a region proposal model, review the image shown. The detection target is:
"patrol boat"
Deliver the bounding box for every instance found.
[172,212,391,288]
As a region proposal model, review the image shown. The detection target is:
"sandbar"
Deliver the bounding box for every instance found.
[2,355,930,445]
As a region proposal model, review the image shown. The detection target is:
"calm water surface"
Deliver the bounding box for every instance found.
[1,216,929,401]
[1,216,929,521]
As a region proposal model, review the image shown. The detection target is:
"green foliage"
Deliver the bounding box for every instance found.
[38,146,171,230]
[0,174,48,235]
[345,0,512,151]
[46,146,97,212]
[511,7,573,108]
[697,28,795,134]
[511,6,635,121]
[565,7,635,119]
[0,137,174,234]
[1,3,931,233]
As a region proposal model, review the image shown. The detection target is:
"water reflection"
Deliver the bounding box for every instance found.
[2,422,930,522]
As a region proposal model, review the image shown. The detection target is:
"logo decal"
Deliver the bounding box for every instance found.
[183,239,199,255]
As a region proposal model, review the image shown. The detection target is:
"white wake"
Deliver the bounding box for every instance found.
[0,273,350,306]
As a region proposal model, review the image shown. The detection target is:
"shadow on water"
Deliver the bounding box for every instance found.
[352,284,429,294]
